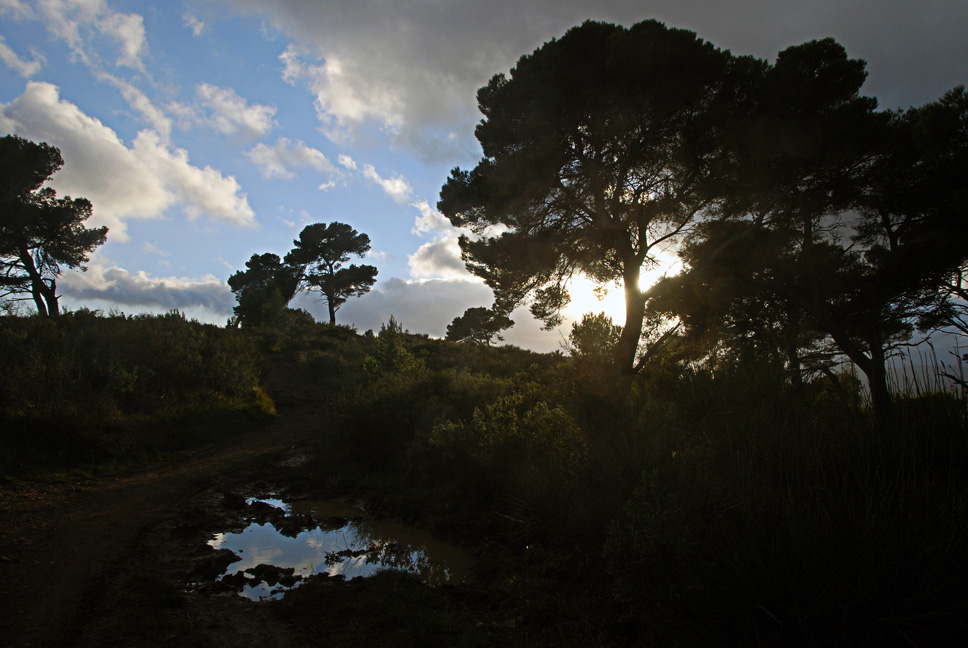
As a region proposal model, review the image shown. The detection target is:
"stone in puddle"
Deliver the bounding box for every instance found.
[191,548,241,581]
[245,564,302,588]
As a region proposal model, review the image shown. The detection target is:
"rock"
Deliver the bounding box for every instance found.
[190,548,241,581]
[245,564,301,588]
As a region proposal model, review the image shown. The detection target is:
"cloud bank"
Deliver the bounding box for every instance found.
[60,262,235,314]
[0,82,256,239]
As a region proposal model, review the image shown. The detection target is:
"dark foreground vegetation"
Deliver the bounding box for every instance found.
[0,309,274,475]
[5,308,965,646]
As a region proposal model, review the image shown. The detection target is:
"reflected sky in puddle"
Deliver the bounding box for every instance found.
[209,498,473,600]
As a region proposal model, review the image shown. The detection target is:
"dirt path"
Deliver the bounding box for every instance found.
[0,371,324,648]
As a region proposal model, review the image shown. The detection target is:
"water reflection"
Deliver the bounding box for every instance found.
[208,497,473,600]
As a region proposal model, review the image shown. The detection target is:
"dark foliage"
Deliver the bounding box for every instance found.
[228,252,300,327]
[280,313,968,647]
[446,306,514,345]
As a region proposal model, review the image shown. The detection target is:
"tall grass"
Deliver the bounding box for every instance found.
[604,357,968,645]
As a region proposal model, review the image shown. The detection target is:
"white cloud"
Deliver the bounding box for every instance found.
[195,83,276,139]
[337,153,357,170]
[268,17,504,160]
[35,0,147,72]
[101,73,173,143]
[141,241,168,257]
[133,129,254,225]
[412,200,452,235]
[60,262,235,314]
[96,7,146,70]
[167,84,275,141]
[183,11,206,36]
[246,137,339,181]
[0,1,34,19]
[361,163,412,204]
[408,236,472,280]
[279,43,406,145]
[408,202,472,283]
[0,82,256,239]
[0,110,15,133]
[0,36,42,76]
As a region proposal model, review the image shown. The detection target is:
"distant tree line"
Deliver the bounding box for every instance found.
[438,19,968,421]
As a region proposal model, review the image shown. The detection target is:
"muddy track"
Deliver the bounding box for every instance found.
[0,366,325,648]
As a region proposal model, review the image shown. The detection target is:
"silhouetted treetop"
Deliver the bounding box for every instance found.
[446,307,514,346]
[285,222,377,325]
[0,134,106,317]
[440,19,740,374]
[228,252,299,327]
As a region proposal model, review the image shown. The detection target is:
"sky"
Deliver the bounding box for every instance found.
[1,0,967,352]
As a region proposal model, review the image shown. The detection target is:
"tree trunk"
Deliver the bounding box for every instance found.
[327,298,336,326]
[866,336,892,428]
[786,344,803,388]
[784,303,803,389]
[40,277,59,318]
[18,243,53,317]
[806,296,893,426]
[826,326,893,427]
[614,264,647,375]
[30,287,49,317]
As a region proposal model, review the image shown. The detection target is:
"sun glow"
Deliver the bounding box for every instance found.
[563,252,681,327]
[564,275,628,324]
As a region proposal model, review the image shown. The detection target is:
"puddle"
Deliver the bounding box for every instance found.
[207,497,474,600]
